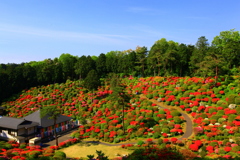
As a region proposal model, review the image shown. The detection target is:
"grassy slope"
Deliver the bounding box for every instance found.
[60,143,133,159]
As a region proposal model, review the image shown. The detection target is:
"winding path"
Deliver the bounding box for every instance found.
[146,96,193,141]
[43,96,193,147]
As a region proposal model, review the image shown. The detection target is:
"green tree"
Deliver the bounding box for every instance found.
[75,55,88,80]
[212,29,240,70]
[148,38,169,76]
[23,63,37,87]
[108,74,130,134]
[83,70,101,91]
[176,43,190,76]
[165,40,178,75]
[117,52,128,74]
[59,53,77,80]
[52,58,63,83]
[125,49,137,75]
[105,51,120,73]
[135,46,148,77]
[96,53,107,77]
[196,46,226,78]
[190,36,209,75]
[40,105,62,146]
[0,68,10,103]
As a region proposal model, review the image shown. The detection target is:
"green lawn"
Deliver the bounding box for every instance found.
[60,142,133,159]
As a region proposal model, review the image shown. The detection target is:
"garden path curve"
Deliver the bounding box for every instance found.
[43,96,193,147]
[145,96,193,141]
[82,96,193,146]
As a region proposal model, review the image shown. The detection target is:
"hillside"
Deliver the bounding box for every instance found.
[1,75,240,159]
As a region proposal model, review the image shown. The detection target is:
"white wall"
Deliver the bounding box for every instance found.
[0,130,18,141]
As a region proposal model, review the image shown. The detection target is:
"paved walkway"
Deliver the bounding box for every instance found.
[178,111,193,140]
[41,127,79,148]
[147,97,193,141]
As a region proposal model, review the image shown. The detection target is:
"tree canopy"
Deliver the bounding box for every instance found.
[0,29,239,102]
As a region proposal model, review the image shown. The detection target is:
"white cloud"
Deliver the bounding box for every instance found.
[0,23,135,45]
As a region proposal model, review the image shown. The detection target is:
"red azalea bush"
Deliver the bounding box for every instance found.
[1,76,240,158]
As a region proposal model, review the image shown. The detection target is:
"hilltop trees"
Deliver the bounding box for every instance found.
[135,46,148,77]
[212,29,240,70]
[148,38,168,76]
[75,55,95,80]
[0,29,239,102]
[190,36,209,75]
[96,53,107,77]
[59,53,77,80]
[176,43,192,76]
[196,46,226,78]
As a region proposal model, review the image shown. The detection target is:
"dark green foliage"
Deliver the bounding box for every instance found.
[96,53,107,77]
[87,150,109,160]
[75,55,95,80]
[83,70,101,91]
[27,151,42,159]
[228,114,237,122]
[0,29,240,104]
[235,97,240,105]
[226,94,237,104]
[54,151,66,158]
[170,110,181,116]
[126,147,185,160]
[39,157,53,160]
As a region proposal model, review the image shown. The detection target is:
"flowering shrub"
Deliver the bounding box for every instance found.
[126,147,185,160]
[58,138,79,148]
[1,75,240,158]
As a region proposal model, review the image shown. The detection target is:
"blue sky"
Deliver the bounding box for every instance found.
[0,0,239,64]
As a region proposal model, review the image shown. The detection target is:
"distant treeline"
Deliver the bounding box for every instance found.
[0,29,239,102]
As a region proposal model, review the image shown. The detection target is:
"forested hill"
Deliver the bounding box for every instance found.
[0,29,239,103]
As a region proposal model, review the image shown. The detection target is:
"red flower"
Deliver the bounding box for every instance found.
[206,146,214,152]
[219,90,224,94]
[174,124,181,129]
[162,133,168,137]
[170,138,177,143]
[195,140,202,146]
[151,103,157,106]
[189,144,199,151]
[224,147,231,152]
[146,138,153,142]
[163,138,169,143]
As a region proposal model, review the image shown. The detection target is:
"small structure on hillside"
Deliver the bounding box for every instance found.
[0,110,74,143]
[23,110,73,139]
[0,116,38,143]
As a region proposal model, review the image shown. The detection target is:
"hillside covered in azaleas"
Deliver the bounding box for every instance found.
[1,29,240,105]
[1,75,240,159]
[0,28,239,159]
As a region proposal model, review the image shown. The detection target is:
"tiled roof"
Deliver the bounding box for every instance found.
[23,110,72,128]
[0,116,38,129]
